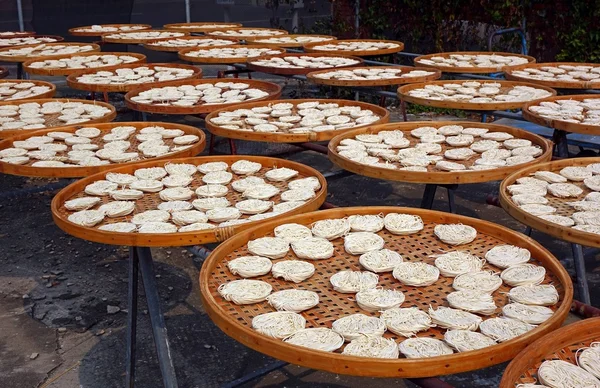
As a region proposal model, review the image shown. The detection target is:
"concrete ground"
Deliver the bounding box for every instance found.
[0,61,598,388]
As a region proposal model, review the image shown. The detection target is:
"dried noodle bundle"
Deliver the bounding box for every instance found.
[271,260,315,283]
[428,306,482,331]
[331,313,386,341]
[383,213,424,235]
[446,290,497,315]
[433,251,485,277]
[247,236,290,259]
[274,223,312,242]
[508,284,559,306]
[283,328,344,352]
[347,214,385,232]
[380,307,433,337]
[443,329,496,352]
[393,262,440,286]
[251,311,306,339]
[342,335,399,358]
[399,337,453,359]
[217,279,272,305]
[578,343,600,379]
[452,271,502,294]
[478,317,535,342]
[501,302,554,325]
[291,237,334,260]
[484,244,531,269]
[538,360,600,388]
[344,232,385,255]
[434,224,477,245]
[501,264,546,287]
[266,289,319,312]
[329,270,379,293]
[355,288,405,312]
[359,249,403,273]
[227,255,272,278]
[311,218,350,240]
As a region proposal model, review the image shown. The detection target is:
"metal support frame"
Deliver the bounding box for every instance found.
[126,247,179,388]
[552,129,570,158]
[488,27,528,55]
[420,184,457,213]
[16,0,24,32]
[571,243,591,305]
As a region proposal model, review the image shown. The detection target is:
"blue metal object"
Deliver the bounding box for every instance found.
[488,27,528,55]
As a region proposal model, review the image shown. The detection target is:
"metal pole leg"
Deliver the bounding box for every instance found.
[524,226,532,236]
[126,247,139,388]
[420,184,438,210]
[221,360,288,388]
[137,247,179,388]
[553,129,569,158]
[571,243,591,305]
[445,185,457,213]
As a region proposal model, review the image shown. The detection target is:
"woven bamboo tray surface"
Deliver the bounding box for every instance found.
[124,78,282,115]
[163,22,243,33]
[69,24,152,37]
[0,121,206,178]
[303,39,405,57]
[505,62,600,90]
[413,51,536,74]
[22,52,147,77]
[0,43,101,63]
[199,206,572,378]
[143,36,239,52]
[244,34,337,48]
[0,67,8,79]
[0,98,116,140]
[51,155,327,247]
[0,79,56,101]
[522,94,600,135]
[328,121,552,185]
[500,157,600,248]
[178,44,286,65]
[66,63,202,93]
[246,53,364,76]
[500,317,600,387]
[0,35,64,49]
[101,30,190,44]
[205,98,390,143]
[204,27,289,40]
[398,80,557,111]
[0,31,36,39]
[306,66,442,87]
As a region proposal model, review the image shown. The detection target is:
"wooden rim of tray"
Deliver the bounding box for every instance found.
[244,34,337,48]
[199,206,572,378]
[0,42,100,63]
[66,62,202,93]
[500,317,600,387]
[101,30,190,44]
[0,98,116,139]
[246,52,364,76]
[69,24,152,37]
[328,121,553,184]
[522,94,600,135]
[0,79,56,101]
[206,98,390,143]
[178,44,286,64]
[22,52,147,76]
[0,31,36,39]
[505,62,600,89]
[204,27,289,40]
[143,36,240,52]
[163,22,243,33]
[50,155,327,247]
[306,65,442,87]
[303,39,405,57]
[0,35,64,49]
[500,156,600,248]
[0,121,206,178]
[413,51,536,74]
[398,80,558,111]
[0,66,8,79]
[124,78,282,115]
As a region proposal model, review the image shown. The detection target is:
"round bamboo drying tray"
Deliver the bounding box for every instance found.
[163,22,243,33]
[0,79,56,101]
[0,67,8,79]
[205,98,390,143]
[204,27,289,40]
[124,78,282,115]
[0,35,64,49]
[244,34,337,48]
[0,98,116,139]
[66,63,202,93]
[178,44,285,64]
[246,53,364,76]
[413,51,536,74]
[500,317,600,387]
[303,39,404,57]
[522,94,600,135]
[199,206,573,378]
[328,121,552,184]
[143,36,239,52]
[0,121,206,178]
[69,24,152,37]
[398,80,557,111]
[505,62,600,89]
[101,30,190,44]
[0,31,36,39]
[22,52,147,77]
[51,155,327,247]
[0,42,101,63]
[306,65,442,87]
[500,157,600,248]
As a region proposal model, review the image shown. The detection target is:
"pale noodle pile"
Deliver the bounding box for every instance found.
[433,251,485,277]
[283,328,344,352]
[502,302,554,325]
[399,337,453,359]
[355,288,405,312]
[247,236,290,259]
[484,244,531,268]
[443,329,496,352]
[227,255,272,278]
[291,237,334,260]
[393,262,440,286]
[274,223,313,242]
[446,290,497,315]
[380,307,433,337]
[330,270,379,293]
[347,214,385,232]
[217,279,272,305]
[478,317,535,342]
[311,218,350,240]
[383,213,424,235]
[271,260,315,283]
[344,232,385,255]
[434,224,477,245]
[266,289,319,312]
[251,311,306,339]
[428,306,482,331]
[508,284,559,306]
[359,249,403,272]
[578,343,600,379]
[331,313,386,341]
[538,359,600,388]
[342,335,399,358]
[501,264,546,287]
[452,271,502,294]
